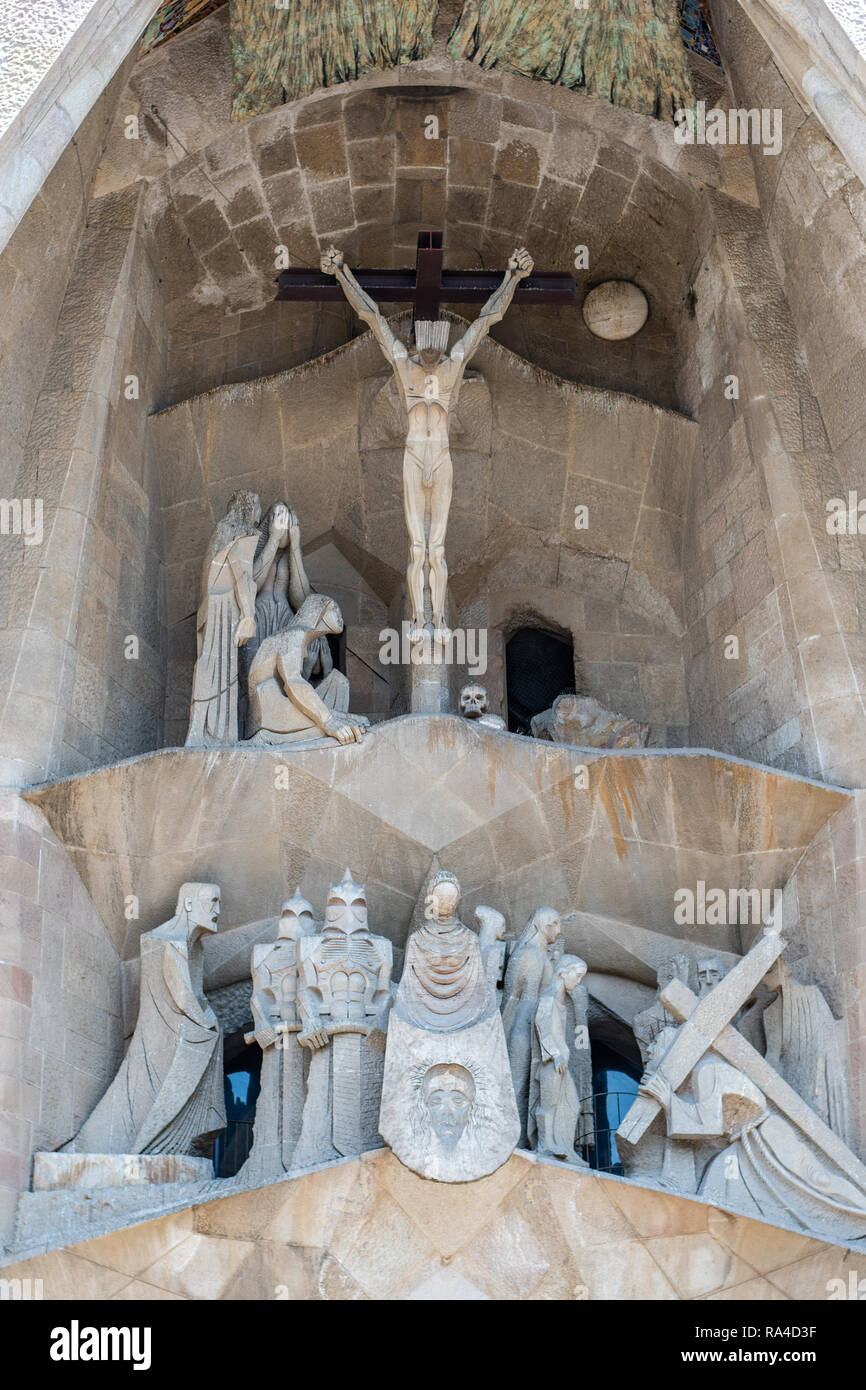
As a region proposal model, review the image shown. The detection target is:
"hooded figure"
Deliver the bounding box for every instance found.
[396,870,490,1032]
[187,490,263,746]
[501,906,562,1145]
[68,883,225,1157]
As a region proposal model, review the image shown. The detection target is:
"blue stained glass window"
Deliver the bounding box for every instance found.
[214,1036,262,1178]
[584,1041,642,1176]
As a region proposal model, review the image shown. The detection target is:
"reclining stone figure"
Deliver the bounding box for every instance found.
[531,692,649,748]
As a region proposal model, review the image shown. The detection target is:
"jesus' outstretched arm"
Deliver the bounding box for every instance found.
[321,245,402,363]
[451,247,534,364]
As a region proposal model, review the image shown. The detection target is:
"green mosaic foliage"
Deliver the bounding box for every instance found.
[231,0,438,119]
[448,0,693,121]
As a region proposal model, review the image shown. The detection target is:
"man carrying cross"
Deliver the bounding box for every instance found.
[616,929,866,1241]
[321,244,534,644]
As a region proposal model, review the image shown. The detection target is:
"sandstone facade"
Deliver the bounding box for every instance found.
[1,0,865,1301]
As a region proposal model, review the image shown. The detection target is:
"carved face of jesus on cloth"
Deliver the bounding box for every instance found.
[423,1064,476,1148]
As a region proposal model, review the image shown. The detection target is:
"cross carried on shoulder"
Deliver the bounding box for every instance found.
[275,228,577,325]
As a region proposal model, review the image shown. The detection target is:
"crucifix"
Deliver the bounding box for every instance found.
[275,232,576,644]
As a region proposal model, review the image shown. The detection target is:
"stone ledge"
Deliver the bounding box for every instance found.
[4,1150,865,1299]
[32,1152,213,1191]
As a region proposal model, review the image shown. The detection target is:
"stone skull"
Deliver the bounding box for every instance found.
[460,683,489,719]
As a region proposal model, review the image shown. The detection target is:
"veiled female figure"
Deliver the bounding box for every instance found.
[186,490,265,747]
[396,870,490,1031]
[529,956,588,1160]
[501,906,562,1145]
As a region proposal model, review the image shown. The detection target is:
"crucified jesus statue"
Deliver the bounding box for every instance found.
[322,244,534,644]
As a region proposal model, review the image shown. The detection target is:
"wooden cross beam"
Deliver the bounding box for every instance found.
[656,976,866,1190]
[616,930,785,1146]
[275,228,577,326]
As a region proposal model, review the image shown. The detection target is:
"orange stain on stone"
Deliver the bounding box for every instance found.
[596,757,646,860]
[557,771,575,831]
[425,719,459,758]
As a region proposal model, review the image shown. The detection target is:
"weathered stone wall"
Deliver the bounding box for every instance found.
[679,1,866,788]
[3,1150,864,1299]
[0,793,123,1251]
[0,63,131,506]
[0,176,168,786]
[680,200,811,776]
[455,343,694,745]
[0,1,157,254]
[780,791,866,1155]
[708,0,866,789]
[23,729,848,963]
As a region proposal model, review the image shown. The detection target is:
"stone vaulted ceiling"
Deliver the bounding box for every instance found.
[93,8,739,411]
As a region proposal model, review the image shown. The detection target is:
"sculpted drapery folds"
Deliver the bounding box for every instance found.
[379,869,520,1181]
[186,490,265,748]
[246,593,367,746]
[762,956,852,1144]
[396,870,489,1031]
[530,956,589,1161]
[618,933,866,1243]
[501,906,563,1147]
[188,494,357,748]
[239,501,344,734]
[69,883,225,1158]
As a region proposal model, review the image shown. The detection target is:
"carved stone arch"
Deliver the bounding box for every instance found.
[586,999,643,1072]
[499,604,575,652]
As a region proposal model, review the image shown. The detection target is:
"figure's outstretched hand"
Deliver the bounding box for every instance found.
[254,1023,278,1050]
[321,245,344,275]
[235,615,256,645]
[509,247,534,278]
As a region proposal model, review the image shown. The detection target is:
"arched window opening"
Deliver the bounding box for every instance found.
[214,1030,261,1178]
[505,626,575,734]
[581,1039,642,1176]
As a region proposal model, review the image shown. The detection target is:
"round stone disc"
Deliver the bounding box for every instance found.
[582,280,649,340]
